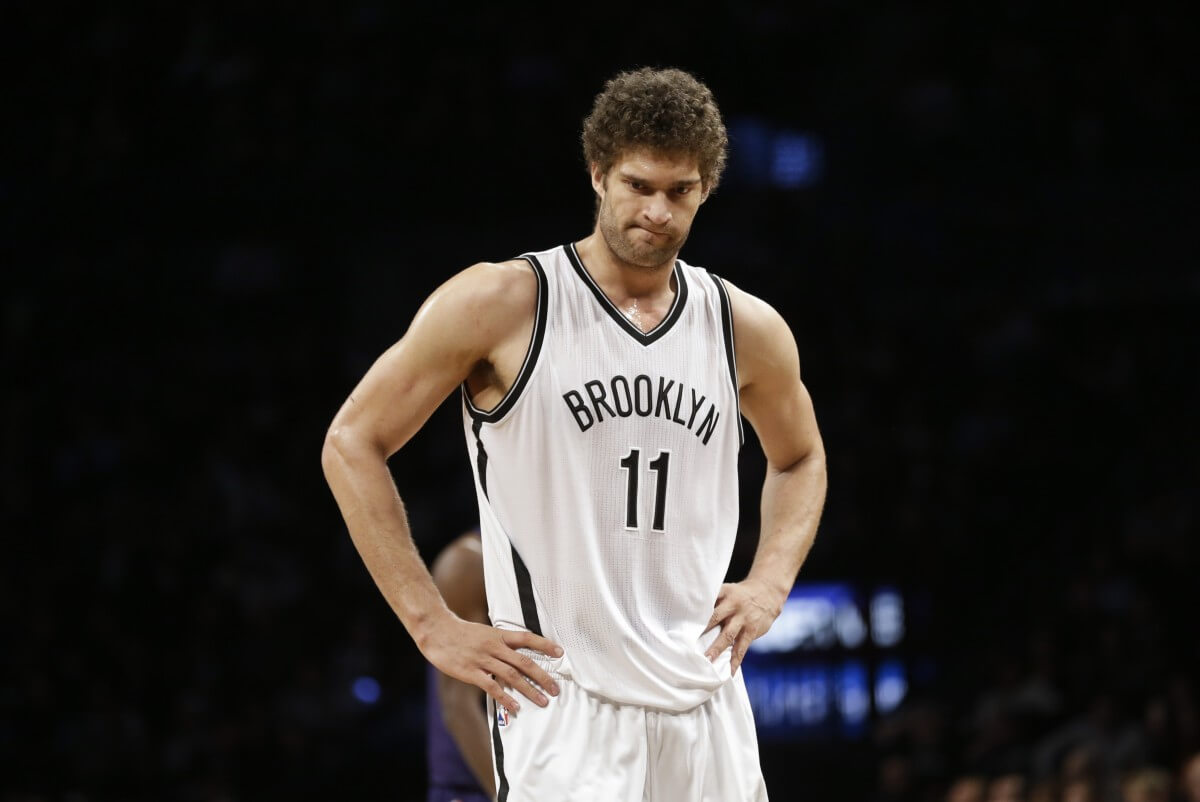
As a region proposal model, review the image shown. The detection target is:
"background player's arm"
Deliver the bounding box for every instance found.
[431,533,497,798]
[321,262,561,715]
[705,281,828,673]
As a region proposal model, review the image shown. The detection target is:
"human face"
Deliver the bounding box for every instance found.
[591,148,706,270]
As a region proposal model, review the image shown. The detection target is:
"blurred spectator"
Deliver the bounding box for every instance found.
[1119,767,1171,802]
[986,773,1027,802]
[4,3,1195,801]
[872,754,916,802]
[1060,778,1100,802]
[946,775,987,802]
[1180,753,1200,802]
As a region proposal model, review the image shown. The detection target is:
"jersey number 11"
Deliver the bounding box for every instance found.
[619,449,671,532]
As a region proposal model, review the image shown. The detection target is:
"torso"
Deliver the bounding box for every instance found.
[466,243,682,414]
[461,242,744,712]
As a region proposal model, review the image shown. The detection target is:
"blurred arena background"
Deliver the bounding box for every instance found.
[3,3,1197,801]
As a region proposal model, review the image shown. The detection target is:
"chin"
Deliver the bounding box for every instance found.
[620,237,679,268]
[624,247,676,270]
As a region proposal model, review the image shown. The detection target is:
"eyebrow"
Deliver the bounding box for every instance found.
[619,171,702,187]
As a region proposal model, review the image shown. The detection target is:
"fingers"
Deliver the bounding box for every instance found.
[705,583,736,630]
[494,630,562,701]
[481,673,521,717]
[502,630,564,660]
[484,658,550,707]
[706,600,734,632]
[704,621,740,662]
[706,620,761,673]
[730,629,755,675]
[497,632,562,698]
[513,651,560,698]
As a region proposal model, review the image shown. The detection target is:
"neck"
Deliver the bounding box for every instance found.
[573,232,676,299]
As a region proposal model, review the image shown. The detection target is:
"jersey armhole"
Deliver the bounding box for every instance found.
[461,254,549,424]
[709,272,745,447]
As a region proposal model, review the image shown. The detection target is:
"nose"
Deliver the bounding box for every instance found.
[643,193,672,228]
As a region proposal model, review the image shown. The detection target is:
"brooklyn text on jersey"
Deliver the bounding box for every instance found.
[561,374,722,443]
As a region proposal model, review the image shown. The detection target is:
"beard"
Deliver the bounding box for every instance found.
[596,198,690,270]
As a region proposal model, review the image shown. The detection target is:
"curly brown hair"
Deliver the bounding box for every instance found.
[582,67,729,193]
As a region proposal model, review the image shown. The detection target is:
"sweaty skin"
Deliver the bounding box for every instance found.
[320,147,826,718]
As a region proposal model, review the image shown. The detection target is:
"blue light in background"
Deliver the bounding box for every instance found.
[835,661,871,731]
[750,583,864,654]
[875,660,908,714]
[743,659,874,739]
[870,588,906,647]
[729,118,824,190]
[744,665,830,732]
[741,582,922,739]
[771,132,823,189]
[352,676,381,704]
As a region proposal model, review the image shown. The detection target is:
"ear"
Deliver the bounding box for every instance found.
[589,163,607,197]
[699,182,712,205]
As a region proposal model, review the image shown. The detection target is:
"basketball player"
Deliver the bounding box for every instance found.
[427,531,493,802]
[322,67,827,800]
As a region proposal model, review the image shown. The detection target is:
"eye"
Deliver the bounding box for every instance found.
[628,180,645,191]
[674,186,692,195]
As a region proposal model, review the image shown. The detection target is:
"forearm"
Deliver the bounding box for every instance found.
[439,679,498,797]
[321,431,448,644]
[748,450,828,604]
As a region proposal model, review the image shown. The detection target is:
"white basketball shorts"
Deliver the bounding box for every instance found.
[487,672,768,802]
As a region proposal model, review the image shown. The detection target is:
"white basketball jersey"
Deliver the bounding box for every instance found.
[462,242,743,712]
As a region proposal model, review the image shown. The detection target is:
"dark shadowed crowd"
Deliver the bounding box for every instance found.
[4,3,1195,800]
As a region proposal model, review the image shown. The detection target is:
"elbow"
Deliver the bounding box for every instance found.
[768,449,827,508]
[775,440,827,478]
[808,442,828,475]
[321,422,352,479]
[322,420,389,480]
[807,446,828,487]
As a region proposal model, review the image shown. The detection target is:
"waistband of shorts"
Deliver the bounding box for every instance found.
[518,648,571,682]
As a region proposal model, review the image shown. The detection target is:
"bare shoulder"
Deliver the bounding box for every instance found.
[325,260,539,456]
[420,259,538,341]
[719,279,821,469]
[719,278,801,388]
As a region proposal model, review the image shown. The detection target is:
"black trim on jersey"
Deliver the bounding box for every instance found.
[510,545,543,636]
[463,254,550,423]
[472,418,489,498]
[490,701,510,802]
[565,242,689,346]
[710,272,745,446]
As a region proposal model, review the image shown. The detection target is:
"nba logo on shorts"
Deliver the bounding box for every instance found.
[496,706,510,728]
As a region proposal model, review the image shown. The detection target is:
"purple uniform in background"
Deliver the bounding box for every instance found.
[426,664,490,802]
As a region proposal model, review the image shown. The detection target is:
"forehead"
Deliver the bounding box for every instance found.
[611,148,700,181]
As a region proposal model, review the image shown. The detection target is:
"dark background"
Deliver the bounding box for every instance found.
[3,3,1198,801]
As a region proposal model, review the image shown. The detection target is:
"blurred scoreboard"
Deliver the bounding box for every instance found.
[742,583,915,740]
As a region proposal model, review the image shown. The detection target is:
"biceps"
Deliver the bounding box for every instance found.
[742,378,823,470]
[331,335,475,457]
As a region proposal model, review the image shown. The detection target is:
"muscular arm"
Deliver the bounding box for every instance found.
[321,261,561,715]
[706,281,828,673]
[431,533,496,798]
